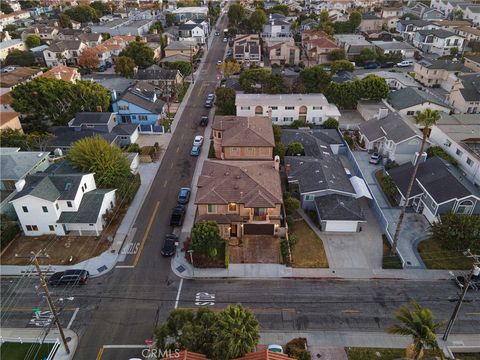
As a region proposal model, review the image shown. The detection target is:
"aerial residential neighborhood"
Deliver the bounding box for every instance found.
[0,0,479,359]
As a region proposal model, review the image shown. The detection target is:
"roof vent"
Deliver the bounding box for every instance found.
[65,182,72,191]
[236,175,241,179]
[225,171,230,176]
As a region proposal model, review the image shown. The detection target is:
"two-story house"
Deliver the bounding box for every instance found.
[43,40,87,67]
[235,93,341,126]
[262,14,291,38]
[302,30,339,65]
[464,55,480,73]
[111,82,166,126]
[358,111,428,164]
[447,73,480,113]
[389,87,452,115]
[10,163,116,236]
[135,65,184,96]
[233,34,261,65]
[414,59,468,91]
[264,38,300,66]
[464,5,480,26]
[413,29,465,56]
[212,116,275,160]
[178,23,206,44]
[429,113,480,187]
[396,19,432,41]
[164,40,198,58]
[387,156,480,223]
[51,112,140,151]
[195,160,284,240]
[454,26,480,42]
[372,40,416,58]
[359,12,384,32]
[21,25,59,42]
[334,34,375,59]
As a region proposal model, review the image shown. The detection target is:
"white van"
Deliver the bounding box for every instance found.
[396,60,414,67]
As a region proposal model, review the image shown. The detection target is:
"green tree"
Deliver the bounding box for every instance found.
[119,41,154,69]
[287,142,305,156]
[298,65,332,93]
[68,135,131,190]
[426,146,457,166]
[215,87,236,115]
[59,13,73,28]
[0,2,13,14]
[216,60,241,79]
[114,56,136,78]
[284,195,300,215]
[90,1,113,16]
[325,81,360,109]
[391,109,441,256]
[388,300,444,360]
[0,129,54,151]
[26,34,42,48]
[20,0,40,9]
[264,74,286,94]
[327,49,346,61]
[450,47,459,56]
[191,221,223,256]
[65,4,99,23]
[149,21,164,34]
[213,305,260,360]
[430,214,480,252]
[166,13,175,26]
[164,61,192,76]
[331,60,354,73]
[249,9,267,33]
[274,142,286,162]
[360,74,390,100]
[5,50,35,67]
[273,124,282,143]
[323,117,339,129]
[356,47,377,65]
[228,3,247,27]
[269,4,289,16]
[349,11,362,31]
[239,68,270,93]
[451,8,463,20]
[316,10,334,35]
[11,78,110,127]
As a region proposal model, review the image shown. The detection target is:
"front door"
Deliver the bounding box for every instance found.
[230,224,237,237]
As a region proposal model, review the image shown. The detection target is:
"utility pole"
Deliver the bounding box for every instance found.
[30,251,71,354]
[442,250,480,342]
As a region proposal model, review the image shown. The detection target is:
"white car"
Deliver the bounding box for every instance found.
[396,60,414,67]
[268,345,284,353]
[223,37,228,42]
[193,135,204,147]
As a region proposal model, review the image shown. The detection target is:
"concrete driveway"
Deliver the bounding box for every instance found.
[352,151,428,268]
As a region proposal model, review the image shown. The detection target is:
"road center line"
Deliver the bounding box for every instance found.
[133,201,160,267]
[176,146,180,153]
[174,278,183,309]
[67,307,79,329]
[95,346,104,360]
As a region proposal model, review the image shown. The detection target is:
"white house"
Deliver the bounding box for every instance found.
[236,94,341,125]
[429,113,480,187]
[464,5,480,26]
[262,14,291,38]
[178,23,206,44]
[43,40,87,67]
[10,166,116,236]
[413,29,465,56]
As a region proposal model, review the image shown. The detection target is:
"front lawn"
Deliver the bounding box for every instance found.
[290,220,329,268]
[382,235,403,269]
[0,342,55,360]
[346,347,440,360]
[418,238,473,270]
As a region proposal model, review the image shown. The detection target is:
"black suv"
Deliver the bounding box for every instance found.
[200,116,209,126]
[48,270,90,286]
[161,234,178,257]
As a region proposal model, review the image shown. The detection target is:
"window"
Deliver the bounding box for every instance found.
[407,111,415,115]
[312,106,323,110]
[283,117,293,122]
[270,106,278,110]
[218,131,222,139]
[228,203,237,212]
[207,204,217,213]
[67,201,73,208]
[467,157,473,166]
[246,147,254,155]
[26,225,38,231]
[22,206,28,213]
[456,148,463,157]
[49,225,55,231]
[285,106,294,110]
[305,195,315,201]
[139,115,148,121]
[240,106,250,110]
[119,105,129,110]
[42,206,48,213]
[56,203,59,210]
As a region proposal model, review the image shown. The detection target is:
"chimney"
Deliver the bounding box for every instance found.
[54,72,61,80]
[274,155,280,171]
[15,179,26,192]
[412,151,427,166]
[111,89,117,101]
[96,106,103,112]
[285,163,291,175]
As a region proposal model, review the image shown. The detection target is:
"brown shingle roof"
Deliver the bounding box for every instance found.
[196,160,282,208]
[212,116,275,147]
[233,349,292,360]
[0,112,20,127]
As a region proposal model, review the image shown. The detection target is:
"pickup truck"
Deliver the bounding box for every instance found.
[170,205,185,227]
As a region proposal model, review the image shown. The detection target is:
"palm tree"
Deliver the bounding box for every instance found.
[213,304,260,360]
[390,108,441,256]
[388,300,444,359]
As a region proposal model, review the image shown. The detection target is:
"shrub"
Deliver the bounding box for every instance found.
[280,239,291,265]
[426,146,458,166]
[0,219,20,251]
[125,143,140,153]
[117,173,141,204]
[379,173,398,206]
[290,120,311,129]
[208,141,216,158]
[285,196,300,215]
[323,117,339,129]
[286,338,311,360]
[384,159,399,171]
[343,134,354,149]
[286,142,304,156]
[140,146,156,156]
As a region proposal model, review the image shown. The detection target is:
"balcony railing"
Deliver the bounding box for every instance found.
[252,215,267,221]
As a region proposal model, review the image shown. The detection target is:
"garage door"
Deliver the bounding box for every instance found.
[324,221,358,232]
[244,224,275,235]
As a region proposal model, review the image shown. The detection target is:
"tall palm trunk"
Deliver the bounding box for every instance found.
[390,127,429,256]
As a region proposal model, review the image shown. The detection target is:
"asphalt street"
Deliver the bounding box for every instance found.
[0,12,477,360]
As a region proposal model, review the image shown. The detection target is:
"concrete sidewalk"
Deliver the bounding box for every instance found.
[1,327,78,360]
[260,330,480,359]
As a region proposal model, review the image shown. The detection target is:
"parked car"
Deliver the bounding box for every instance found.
[215,31,220,36]
[191,145,201,156]
[381,61,395,68]
[268,345,284,353]
[454,274,479,290]
[49,270,89,286]
[396,60,413,67]
[364,62,379,69]
[105,61,112,68]
[223,37,228,42]
[97,65,106,72]
[193,135,204,147]
[200,116,209,126]
[170,205,185,226]
[161,234,178,257]
[217,60,223,65]
[369,152,382,165]
[177,187,191,204]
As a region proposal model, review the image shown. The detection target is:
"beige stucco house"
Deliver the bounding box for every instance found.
[264,38,300,66]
